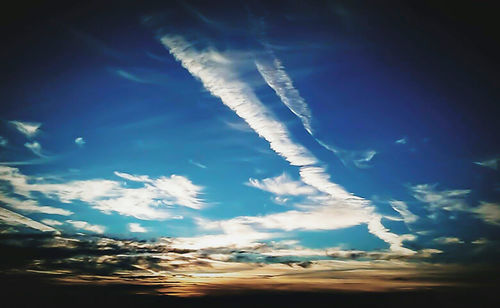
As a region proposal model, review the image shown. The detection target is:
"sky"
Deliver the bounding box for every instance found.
[0,0,499,301]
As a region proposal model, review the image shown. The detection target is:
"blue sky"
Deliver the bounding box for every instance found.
[1,0,499,296]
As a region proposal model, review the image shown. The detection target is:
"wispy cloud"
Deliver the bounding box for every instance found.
[247,173,317,196]
[223,119,254,133]
[0,136,7,147]
[24,141,43,157]
[0,207,60,233]
[66,220,106,234]
[128,223,147,233]
[471,202,500,226]
[114,171,204,210]
[315,139,377,168]
[411,184,500,226]
[9,120,41,138]
[474,157,499,170]
[114,69,148,83]
[74,137,85,147]
[162,36,316,167]
[395,137,407,145]
[433,237,464,245]
[41,219,64,226]
[161,35,413,254]
[0,194,73,216]
[255,56,313,135]
[471,238,490,245]
[411,184,470,212]
[389,200,418,224]
[0,166,204,221]
[254,49,376,169]
[189,159,207,169]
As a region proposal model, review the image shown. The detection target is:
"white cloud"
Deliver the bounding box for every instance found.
[115,69,147,83]
[474,158,499,170]
[395,137,407,145]
[411,184,470,212]
[128,223,147,233]
[0,194,73,216]
[162,35,316,167]
[172,220,273,250]
[411,184,500,227]
[0,207,59,233]
[272,196,289,204]
[255,52,377,170]
[390,200,418,224]
[74,137,85,147]
[24,141,43,157]
[471,202,500,226]
[298,166,357,200]
[41,219,64,226]
[247,173,317,196]
[115,171,204,210]
[255,56,313,135]
[161,35,414,253]
[433,237,464,245]
[189,159,207,169]
[352,150,377,168]
[9,121,41,138]
[114,171,150,182]
[0,136,7,147]
[66,220,105,234]
[197,199,415,255]
[224,120,253,133]
[314,139,377,169]
[0,166,204,221]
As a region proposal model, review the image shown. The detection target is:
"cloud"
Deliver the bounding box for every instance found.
[66,220,105,234]
[0,166,204,221]
[161,35,412,253]
[411,184,470,212]
[0,232,476,297]
[189,159,207,169]
[411,184,500,227]
[74,137,85,147]
[471,202,500,226]
[0,136,7,147]
[314,139,377,169]
[115,69,148,83]
[9,121,41,138]
[433,237,464,245]
[471,238,490,245]
[0,207,60,233]
[24,141,43,157]
[255,56,313,135]
[247,173,317,196]
[196,198,415,255]
[389,200,418,224]
[114,171,204,210]
[224,120,253,133]
[474,158,499,170]
[0,194,73,216]
[352,150,377,168]
[162,35,316,168]
[395,137,407,144]
[41,219,64,226]
[254,49,376,169]
[128,223,147,233]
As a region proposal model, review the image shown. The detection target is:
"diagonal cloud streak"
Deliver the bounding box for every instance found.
[161,35,413,254]
[255,51,376,168]
[255,56,313,135]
